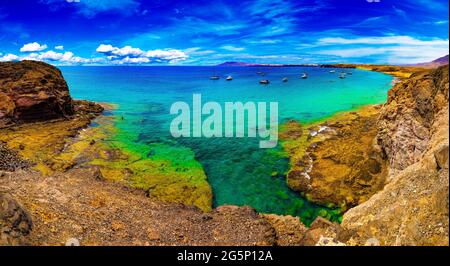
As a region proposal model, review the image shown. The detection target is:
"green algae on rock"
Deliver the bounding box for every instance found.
[48,113,212,212]
[280,105,388,211]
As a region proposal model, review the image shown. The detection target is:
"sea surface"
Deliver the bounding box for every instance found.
[61,66,393,225]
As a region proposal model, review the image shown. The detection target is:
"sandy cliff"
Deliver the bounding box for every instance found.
[342,65,449,245]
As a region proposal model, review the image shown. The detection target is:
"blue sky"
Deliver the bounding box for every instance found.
[0,0,448,65]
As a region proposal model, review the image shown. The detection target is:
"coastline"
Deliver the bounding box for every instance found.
[1,61,447,246]
[1,65,397,214]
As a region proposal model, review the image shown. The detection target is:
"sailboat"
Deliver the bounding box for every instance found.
[226,75,233,81]
[301,73,308,79]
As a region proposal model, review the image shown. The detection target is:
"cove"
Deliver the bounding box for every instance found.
[169,93,279,148]
[61,65,393,225]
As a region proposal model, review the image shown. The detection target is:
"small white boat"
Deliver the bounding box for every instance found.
[226,75,233,81]
[282,77,288,82]
[301,73,308,79]
[329,70,336,73]
[339,73,346,79]
[259,80,270,84]
[210,75,220,80]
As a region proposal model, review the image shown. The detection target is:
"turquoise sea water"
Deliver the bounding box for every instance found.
[61,66,392,225]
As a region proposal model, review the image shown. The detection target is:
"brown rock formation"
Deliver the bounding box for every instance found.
[342,65,449,246]
[376,65,449,177]
[0,192,33,245]
[285,106,388,209]
[261,214,308,246]
[0,169,278,246]
[0,60,73,127]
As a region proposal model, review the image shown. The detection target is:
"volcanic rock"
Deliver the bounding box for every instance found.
[0,60,73,127]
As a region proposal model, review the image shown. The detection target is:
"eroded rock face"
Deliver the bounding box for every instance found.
[261,213,308,246]
[377,65,449,177]
[342,65,449,246]
[0,60,73,127]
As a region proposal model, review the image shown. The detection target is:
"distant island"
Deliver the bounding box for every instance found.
[412,54,449,68]
[217,55,449,69]
[216,61,319,67]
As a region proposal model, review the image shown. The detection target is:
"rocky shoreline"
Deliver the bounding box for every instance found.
[1,61,448,246]
[281,105,388,211]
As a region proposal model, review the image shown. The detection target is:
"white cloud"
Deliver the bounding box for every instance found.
[0,53,19,62]
[434,20,448,25]
[96,44,145,57]
[18,50,97,65]
[312,35,449,64]
[221,45,245,51]
[184,47,215,56]
[20,42,48,52]
[38,50,72,61]
[114,46,144,57]
[247,39,282,44]
[113,57,150,64]
[55,45,64,50]
[317,36,449,46]
[145,49,187,60]
[96,44,188,64]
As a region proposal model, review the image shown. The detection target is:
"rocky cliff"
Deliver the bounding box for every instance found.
[376,65,449,177]
[341,65,449,245]
[0,60,73,127]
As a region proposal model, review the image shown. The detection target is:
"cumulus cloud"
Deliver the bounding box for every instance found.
[221,45,245,51]
[55,45,64,50]
[0,53,19,62]
[96,44,188,64]
[19,49,99,65]
[20,42,48,52]
[39,50,74,61]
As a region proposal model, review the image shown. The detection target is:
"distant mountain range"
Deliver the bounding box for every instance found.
[216,61,252,66]
[412,55,449,68]
[216,61,318,67]
[217,55,449,68]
